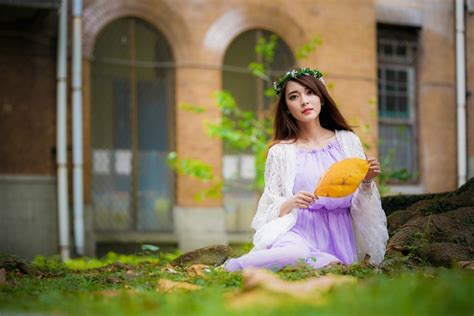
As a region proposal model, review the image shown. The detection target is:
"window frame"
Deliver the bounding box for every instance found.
[377,25,420,184]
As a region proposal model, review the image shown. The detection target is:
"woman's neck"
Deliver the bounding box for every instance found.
[297,120,333,144]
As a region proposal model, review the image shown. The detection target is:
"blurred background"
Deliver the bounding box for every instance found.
[0,0,473,260]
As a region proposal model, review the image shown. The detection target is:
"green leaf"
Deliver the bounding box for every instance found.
[179,102,205,113]
[166,152,215,181]
[248,62,267,79]
[296,36,322,60]
[264,87,277,97]
[255,34,278,63]
[141,244,160,252]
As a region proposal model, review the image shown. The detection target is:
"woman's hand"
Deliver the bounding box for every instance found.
[279,191,317,217]
[364,157,381,181]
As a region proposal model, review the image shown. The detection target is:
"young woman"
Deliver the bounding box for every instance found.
[225,68,388,272]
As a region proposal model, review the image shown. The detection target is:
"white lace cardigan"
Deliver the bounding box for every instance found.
[250,130,389,265]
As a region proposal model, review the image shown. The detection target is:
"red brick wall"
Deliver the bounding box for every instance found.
[0,9,58,175]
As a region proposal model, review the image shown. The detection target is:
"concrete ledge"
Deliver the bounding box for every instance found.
[227,231,253,244]
[0,174,55,183]
[375,0,423,26]
[173,206,228,252]
[387,184,425,195]
[95,232,178,243]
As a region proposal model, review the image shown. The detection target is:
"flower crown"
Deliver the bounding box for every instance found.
[272,68,324,95]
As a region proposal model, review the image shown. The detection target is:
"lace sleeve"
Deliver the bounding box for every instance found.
[349,133,389,265]
[250,146,287,231]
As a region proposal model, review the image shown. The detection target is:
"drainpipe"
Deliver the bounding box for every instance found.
[456,0,467,187]
[56,0,70,261]
[72,0,84,255]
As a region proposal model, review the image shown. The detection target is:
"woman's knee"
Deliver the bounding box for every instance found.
[285,245,310,263]
[224,258,243,272]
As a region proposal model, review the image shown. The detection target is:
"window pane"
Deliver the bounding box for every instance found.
[396,45,406,57]
[386,69,395,81]
[377,25,418,182]
[398,96,408,117]
[386,95,396,115]
[91,18,174,232]
[398,70,407,82]
[379,124,417,176]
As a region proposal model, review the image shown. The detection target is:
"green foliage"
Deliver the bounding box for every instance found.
[31,255,69,273]
[295,36,322,60]
[66,252,163,271]
[255,34,278,64]
[166,151,223,201]
[166,152,214,182]
[192,181,223,202]
[248,62,268,79]
[1,253,473,315]
[248,34,278,79]
[207,91,272,191]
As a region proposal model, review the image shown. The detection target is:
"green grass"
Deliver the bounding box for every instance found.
[1,252,473,316]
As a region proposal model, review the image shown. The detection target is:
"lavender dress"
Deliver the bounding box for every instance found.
[225,140,357,271]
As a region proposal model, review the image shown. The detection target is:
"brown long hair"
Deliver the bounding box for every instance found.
[273,75,353,143]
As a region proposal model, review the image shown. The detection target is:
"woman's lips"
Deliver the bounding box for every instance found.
[302,108,313,114]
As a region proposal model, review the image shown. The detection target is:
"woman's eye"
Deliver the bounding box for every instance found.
[289,95,297,100]
[307,90,314,95]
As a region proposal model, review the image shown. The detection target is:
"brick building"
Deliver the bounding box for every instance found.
[1,0,473,259]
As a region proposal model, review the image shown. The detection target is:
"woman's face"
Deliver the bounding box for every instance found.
[284,80,322,123]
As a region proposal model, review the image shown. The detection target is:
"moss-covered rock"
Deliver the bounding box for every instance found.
[416,242,474,267]
[385,178,474,267]
[0,253,31,274]
[382,192,447,216]
[171,245,235,267]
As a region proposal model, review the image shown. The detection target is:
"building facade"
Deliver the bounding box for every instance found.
[1,0,473,259]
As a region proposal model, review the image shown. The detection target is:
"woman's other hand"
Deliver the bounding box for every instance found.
[279,191,317,217]
[364,157,381,181]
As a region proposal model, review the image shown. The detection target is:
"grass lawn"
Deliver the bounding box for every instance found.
[0,251,473,316]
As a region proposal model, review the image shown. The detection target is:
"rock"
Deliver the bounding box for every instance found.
[0,253,32,275]
[387,207,474,267]
[0,268,6,285]
[124,269,137,278]
[416,242,474,267]
[383,177,474,217]
[418,178,474,215]
[171,245,235,267]
[382,192,447,216]
[386,199,428,235]
[389,208,474,247]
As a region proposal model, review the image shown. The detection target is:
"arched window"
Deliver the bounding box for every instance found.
[91,17,174,232]
[222,29,295,232]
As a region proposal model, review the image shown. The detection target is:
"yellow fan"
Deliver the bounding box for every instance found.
[314,158,370,198]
